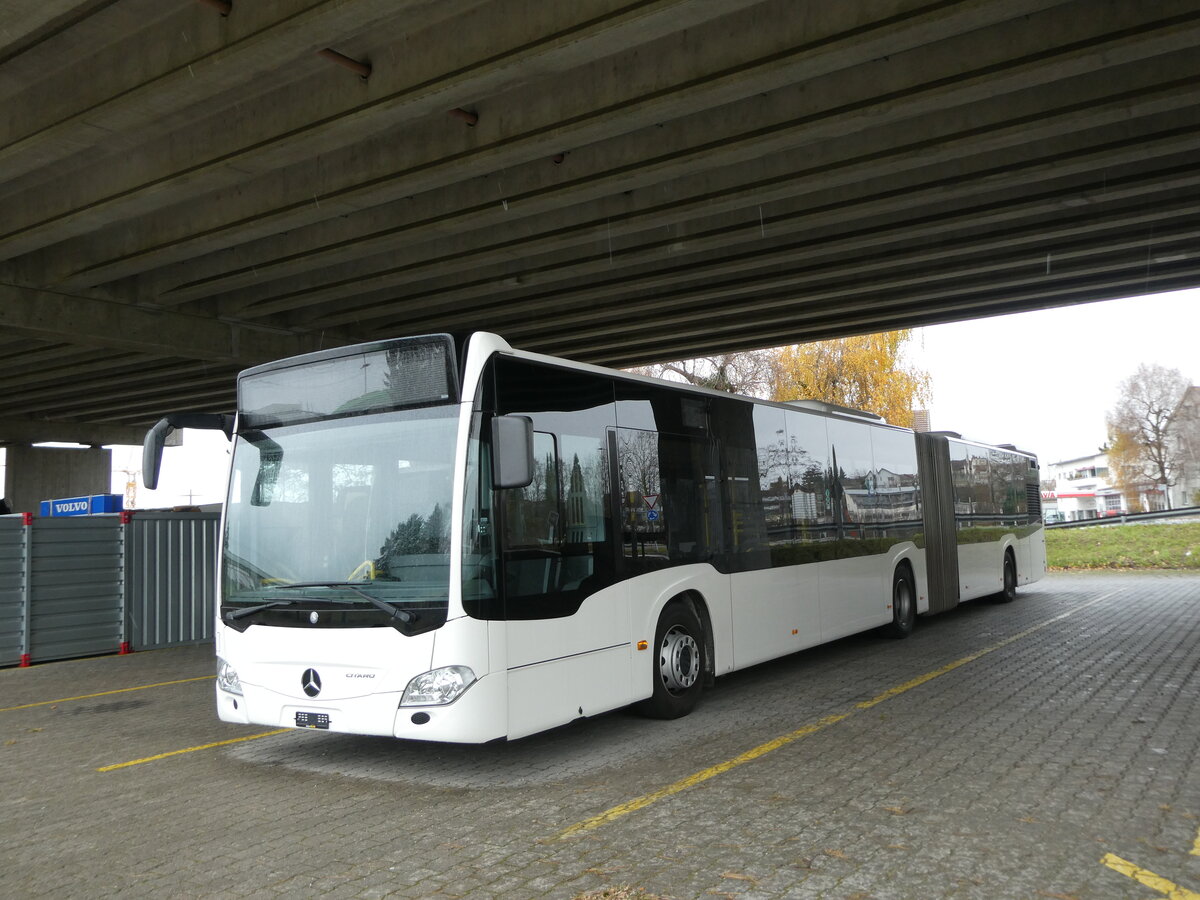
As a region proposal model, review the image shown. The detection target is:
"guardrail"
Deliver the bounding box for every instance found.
[1045,505,1200,529]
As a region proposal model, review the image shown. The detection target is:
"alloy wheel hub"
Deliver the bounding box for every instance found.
[660,625,700,693]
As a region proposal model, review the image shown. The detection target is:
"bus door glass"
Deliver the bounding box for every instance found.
[615,427,723,573]
[489,357,617,620]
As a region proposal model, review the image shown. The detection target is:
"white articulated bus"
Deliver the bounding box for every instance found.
[144,332,1045,743]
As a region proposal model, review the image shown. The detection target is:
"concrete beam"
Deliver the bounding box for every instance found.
[503,221,1200,354]
[0,351,165,387]
[3,0,758,263]
[0,285,330,363]
[22,0,1073,281]
[139,22,1200,320]
[0,417,148,446]
[3,368,233,417]
[60,385,238,423]
[0,0,115,66]
[288,119,1200,329]
[0,344,119,375]
[339,177,1200,337]
[553,264,1200,366]
[147,38,1197,311]
[0,0,459,182]
[422,198,1200,344]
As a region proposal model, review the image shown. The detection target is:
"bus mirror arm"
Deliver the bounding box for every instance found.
[491,415,534,490]
[142,413,235,490]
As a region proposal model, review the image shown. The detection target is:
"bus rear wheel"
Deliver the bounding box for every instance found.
[995,552,1017,603]
[636,602,705,719]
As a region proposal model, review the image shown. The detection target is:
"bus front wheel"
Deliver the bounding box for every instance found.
[882,566,916,639]
[637,602,705,719]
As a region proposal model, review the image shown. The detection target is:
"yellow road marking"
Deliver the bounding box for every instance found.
[557,591,1115,839]
[0,676,215,712]
[97,729,289,772]
[1192,824,1200,857]
[558,712,851,838]
[1101,853,1200,899]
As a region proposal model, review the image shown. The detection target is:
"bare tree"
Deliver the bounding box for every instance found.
[627,349,777,397]
[1106,363,1189,509]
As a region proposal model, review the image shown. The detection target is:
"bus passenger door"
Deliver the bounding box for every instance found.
[499,428,630,738]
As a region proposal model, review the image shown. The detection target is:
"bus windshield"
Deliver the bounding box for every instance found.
[223,406,459,630]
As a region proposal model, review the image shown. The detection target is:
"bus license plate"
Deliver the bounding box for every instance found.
[295,711,330,729]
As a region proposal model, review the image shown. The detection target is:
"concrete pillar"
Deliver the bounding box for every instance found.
[2,444,112,515]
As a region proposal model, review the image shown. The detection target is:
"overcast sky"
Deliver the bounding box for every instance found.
[913,286,1199,464]
[4,287,1197,508]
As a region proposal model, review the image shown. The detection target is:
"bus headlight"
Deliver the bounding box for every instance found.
[216,657,243,696]
[401,666,476,706]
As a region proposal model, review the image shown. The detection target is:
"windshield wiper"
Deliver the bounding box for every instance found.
[272,582,416,624]
[225,599,300,622]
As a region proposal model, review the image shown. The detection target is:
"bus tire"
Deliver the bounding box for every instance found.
[882,565,916,639]
[636,602,705,719]
[994,551,1017,603]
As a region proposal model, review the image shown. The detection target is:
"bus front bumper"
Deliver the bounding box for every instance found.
[216,670,508,743]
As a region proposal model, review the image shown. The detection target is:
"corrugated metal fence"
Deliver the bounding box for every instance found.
[125,513,219,651]
[0,511,219,666]
[0,518,27,666]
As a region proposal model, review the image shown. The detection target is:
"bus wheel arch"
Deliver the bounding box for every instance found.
[636,593,709,719]
[882,561,916,639]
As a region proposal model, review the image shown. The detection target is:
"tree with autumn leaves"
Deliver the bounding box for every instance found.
[770,330,931,428]
[632,329,931,428]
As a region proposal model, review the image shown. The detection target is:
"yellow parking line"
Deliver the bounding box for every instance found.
[558,712,851,838]
[1101,853,1200,899]
[0,676,215,712]
[97,729,289,772]
[557,591,1115,839]
[1192,824,1200,856]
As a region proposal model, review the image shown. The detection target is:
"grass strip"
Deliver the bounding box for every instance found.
[1046,522,1200,570]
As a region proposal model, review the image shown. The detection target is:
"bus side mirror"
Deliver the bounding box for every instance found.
[142,419,172,490]
[491,415,534,489]
[142,413,235,491]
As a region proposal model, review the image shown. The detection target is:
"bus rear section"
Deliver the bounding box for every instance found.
[916,431,1045,614]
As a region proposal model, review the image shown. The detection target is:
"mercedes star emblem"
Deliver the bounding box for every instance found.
[301,668,322,697]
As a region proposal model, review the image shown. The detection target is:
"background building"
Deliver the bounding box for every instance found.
[1042,453,1130,522]
[1169,385,1200,508]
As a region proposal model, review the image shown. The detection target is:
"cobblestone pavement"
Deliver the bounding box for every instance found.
[2,572,1199,899]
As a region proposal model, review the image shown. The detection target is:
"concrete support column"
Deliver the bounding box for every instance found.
[2,444,112,515]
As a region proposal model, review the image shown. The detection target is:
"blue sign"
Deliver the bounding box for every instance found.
[39,494,123,517]
[646,510,660,521]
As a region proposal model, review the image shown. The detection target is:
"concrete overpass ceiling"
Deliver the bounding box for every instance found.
[1,0,1198,441]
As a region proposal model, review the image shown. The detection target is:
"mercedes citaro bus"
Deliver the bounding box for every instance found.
[143,332,1044,742]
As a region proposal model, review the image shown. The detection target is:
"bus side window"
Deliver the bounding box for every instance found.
[869,428,922,547]
[783,408,833,562]
[558,434,612,592]
[501,432,562,599]
[616,428,665,573]
[828,417,874,550]
[616,427,723,571]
